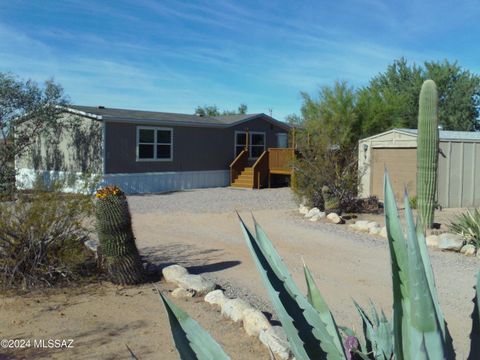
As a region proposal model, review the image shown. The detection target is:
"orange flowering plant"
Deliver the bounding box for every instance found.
[95,185,123,199]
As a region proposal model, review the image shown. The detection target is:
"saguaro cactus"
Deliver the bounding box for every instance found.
[417,79,439,229]
[95,185,144,285]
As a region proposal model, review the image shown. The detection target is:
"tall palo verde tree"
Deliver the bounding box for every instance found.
[417,79,439,229]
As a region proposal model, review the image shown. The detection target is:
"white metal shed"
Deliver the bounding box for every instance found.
[358,128,480,208]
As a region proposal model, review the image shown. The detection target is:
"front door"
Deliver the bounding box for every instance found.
[234,131,266,159]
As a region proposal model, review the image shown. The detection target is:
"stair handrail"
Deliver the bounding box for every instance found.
[229,150,249,184]
[252,150,269,189]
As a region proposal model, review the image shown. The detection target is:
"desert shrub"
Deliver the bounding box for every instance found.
[353,195,383,214]
[449,208,480,248]
[409,195,417,209]
[294,142,360,212]
[0,182,96,289]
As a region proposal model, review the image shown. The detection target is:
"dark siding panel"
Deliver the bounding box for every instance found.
[104,117,288,174]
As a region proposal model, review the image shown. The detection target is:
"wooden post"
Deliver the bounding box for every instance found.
[245,128,250,153]
[292,126,296,149]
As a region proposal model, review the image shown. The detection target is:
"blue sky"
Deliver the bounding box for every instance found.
[0,0,479,120]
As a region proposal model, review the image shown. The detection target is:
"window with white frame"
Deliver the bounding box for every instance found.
[137,127,173,161]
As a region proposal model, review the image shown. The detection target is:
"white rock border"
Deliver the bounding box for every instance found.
[204,288,294,360]
[348,220,477,259]
[162,264,295,359]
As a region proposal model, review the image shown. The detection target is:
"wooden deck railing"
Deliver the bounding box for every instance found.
[252,150,269,189]
[229,149,249,184]
[269,148,294,174]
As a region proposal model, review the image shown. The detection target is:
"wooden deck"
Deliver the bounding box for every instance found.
[230,148,294,189]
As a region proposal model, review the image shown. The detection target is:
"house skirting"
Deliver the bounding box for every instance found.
[16,168,230,194]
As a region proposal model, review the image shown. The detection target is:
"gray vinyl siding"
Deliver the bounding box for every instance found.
[16,113,103,173]
[104,117,287,174]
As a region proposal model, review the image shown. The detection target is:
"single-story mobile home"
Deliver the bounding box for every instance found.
[16,105,292,193]
[358,128,480,208]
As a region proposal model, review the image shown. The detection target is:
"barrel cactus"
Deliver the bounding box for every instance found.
[95,185,144,285]
[417,79,439,229]
[322,185,341,215]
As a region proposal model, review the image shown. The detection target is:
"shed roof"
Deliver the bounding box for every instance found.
[65,105,290,130]
[360,128,480,142]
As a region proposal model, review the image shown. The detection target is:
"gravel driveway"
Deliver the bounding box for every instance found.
[129,187,479,356]
[128,187,296,214]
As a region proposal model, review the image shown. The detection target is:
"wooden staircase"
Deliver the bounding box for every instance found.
[231,167,254,188]
[229,148,294,189]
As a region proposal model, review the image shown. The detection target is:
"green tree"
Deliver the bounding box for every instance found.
[194,103,248,116]
[0,73,67,194]
[424,60,480,131]
[294,81,361,210]
[357,58,480,136]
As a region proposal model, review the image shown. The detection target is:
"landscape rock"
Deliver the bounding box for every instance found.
[437,233,465,252]
[461,244,476,256]
[204,289,228,307]
[327,212,343,224]
[221,298,251,322]
[177,274,216,295]
[162,264,189,283]
[426,235,439,248]
[369,226,382,235]
[305,207,321,218]
[242,308,271,337]
[380,226,388,238]
[171,287,196,298]
[299,205,309,215]
[259,326,293,360]
[351,220,370,232]
[310,212,326,221]
[84,239,99,253]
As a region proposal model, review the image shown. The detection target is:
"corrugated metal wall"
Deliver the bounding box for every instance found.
[438,141,480,208]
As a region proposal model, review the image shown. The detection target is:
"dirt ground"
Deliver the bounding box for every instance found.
[1,189,478,359]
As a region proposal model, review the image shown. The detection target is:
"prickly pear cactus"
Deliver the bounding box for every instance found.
[322,185,341,215]
[417,80,439,229]
[95,185,144,285]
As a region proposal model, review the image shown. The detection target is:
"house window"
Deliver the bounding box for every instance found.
[137,127,173,161]
[276,133,288,148]
[235,132,247,157]
[234,131,266,159]
[250,133,265,158]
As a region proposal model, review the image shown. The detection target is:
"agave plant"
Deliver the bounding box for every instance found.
[159,173,480,360]
[449,208,480,248]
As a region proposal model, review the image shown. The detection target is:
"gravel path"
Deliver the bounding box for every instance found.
[128,187,296,214]
[130,186,479,355]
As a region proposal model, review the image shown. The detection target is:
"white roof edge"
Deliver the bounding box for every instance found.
[360,127,480,142]
[359,128,417,142]
[60,106,103,120]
